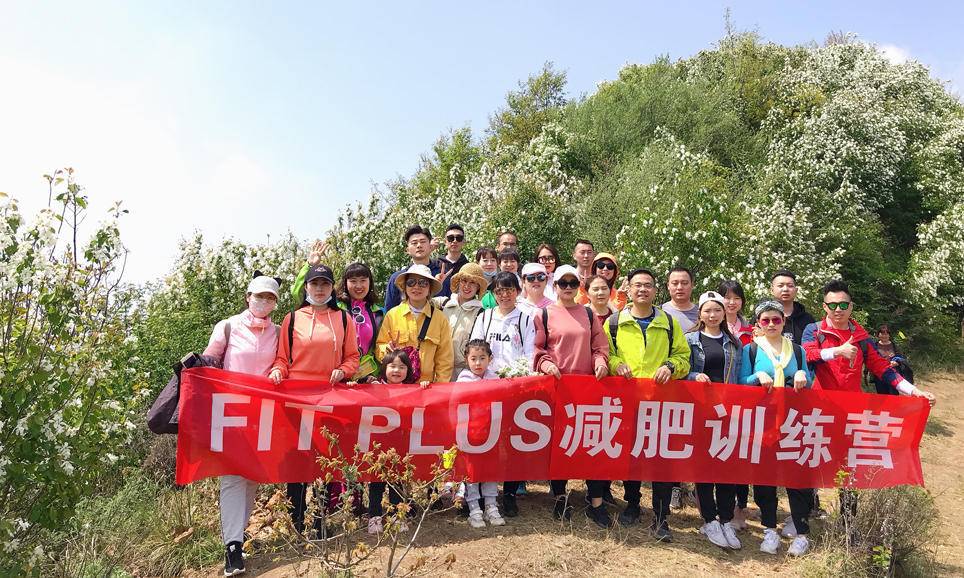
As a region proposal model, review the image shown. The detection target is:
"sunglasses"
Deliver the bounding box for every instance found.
[446,234,464,242]
[405,278,431,288]
[350,305,366,324]
[523,273,548,283]
[538,255,556,263]
[595,261,616,271]
[758,317,785,326]
[494,287,517,296]
[824,301,851,311]
[556,279,580,290]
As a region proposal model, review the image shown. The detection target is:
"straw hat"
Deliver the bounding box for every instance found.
[450,262,487,299]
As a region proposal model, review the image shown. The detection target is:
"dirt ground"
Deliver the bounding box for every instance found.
[196,372,964,577]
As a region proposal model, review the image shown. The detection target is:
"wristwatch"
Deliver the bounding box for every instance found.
[662,361,675,373]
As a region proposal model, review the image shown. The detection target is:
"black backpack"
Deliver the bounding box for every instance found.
[540,306,596,352]
[286,306,348,363]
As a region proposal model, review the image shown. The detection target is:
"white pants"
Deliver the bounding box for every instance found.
[220,475,257,544]
[464,481,498,509]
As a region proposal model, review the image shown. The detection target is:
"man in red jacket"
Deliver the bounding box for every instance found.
[802,279,935,403]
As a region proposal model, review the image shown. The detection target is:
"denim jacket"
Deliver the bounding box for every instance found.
[685,330,742,384]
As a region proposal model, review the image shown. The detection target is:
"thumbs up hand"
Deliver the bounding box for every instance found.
[836,336,858,361]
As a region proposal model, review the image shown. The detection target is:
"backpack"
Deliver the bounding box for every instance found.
[608,309,675,355]
[286,306,348,363]
[748,341,804,373]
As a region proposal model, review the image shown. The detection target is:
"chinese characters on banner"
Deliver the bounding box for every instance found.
[175,368,928,489]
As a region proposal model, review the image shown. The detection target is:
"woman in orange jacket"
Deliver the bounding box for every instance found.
[269,263,360,536]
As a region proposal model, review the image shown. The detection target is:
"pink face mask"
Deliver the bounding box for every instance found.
[248,296,276,319]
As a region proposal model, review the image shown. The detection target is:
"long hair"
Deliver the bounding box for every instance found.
[691,300,739,344]
[337,262,378,308]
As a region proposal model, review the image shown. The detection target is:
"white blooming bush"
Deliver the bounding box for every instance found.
[0,171,144,574]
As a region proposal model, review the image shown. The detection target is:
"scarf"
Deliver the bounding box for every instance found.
[753,335,793,389]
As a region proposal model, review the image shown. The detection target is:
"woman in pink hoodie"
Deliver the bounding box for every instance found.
[202,273,281,577]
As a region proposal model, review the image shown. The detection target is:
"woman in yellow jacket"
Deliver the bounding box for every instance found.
[376,264,454,383]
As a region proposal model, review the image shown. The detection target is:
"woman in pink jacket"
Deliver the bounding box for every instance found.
[202,273,281,577]
[533,265,610,526]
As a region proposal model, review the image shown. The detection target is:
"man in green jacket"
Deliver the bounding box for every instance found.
[608,268,691,542]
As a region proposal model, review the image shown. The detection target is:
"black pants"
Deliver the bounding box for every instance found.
[585,480,608,500]
[367,482,403,517]
[696,483,737,524]
[735,484,749,509]
[623,481,673,523]
[753,485,811,534]
[503,481,522,496]
[550,479,568,497]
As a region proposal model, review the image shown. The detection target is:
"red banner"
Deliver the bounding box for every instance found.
[175,367,929,489]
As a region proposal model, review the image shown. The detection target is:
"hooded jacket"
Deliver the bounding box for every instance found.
[784,301,816,345]
[606,307,690,379]
[271,305,360,381]
[470,306,536,374]
[576,252,627,311]
[802,318,906,393]
[434,294,484,380]
[376,300,454,383]
[204,310,280,376]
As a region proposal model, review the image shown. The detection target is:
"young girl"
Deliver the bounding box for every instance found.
[738,300,813,557]
[456,339,505,528]
[685,291,742,551]
[203,273,281,577]
[365,349,417,534]
[269,264,360,537]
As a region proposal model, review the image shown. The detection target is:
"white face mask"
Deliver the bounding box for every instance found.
[305,294,328,307]
[248,296,276,318]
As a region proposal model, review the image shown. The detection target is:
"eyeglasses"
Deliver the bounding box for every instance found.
[405,278,431,288]
[494,287,517,296]
[630,282,655,290]
[538,255,556,263]
[595,261,616,271]
[824,301,851,311]
[350,305,366,324]
[523,273,548,283]
[446,234,464,242]
[556,279,580,290]
[758,317,785,326]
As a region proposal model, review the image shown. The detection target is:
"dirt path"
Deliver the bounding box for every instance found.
[197,372,963,577]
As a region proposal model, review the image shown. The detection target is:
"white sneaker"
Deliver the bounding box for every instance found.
[781,515,798,538]
[700,520,728,548]
[670,487,683,509]
[367,516,383,535]
[722,521,742,550]
[760,528,781,555]
[788,535,810,557]
[468,509,485,529]
[484,504,506,526]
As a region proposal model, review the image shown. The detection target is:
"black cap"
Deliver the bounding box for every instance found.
[305,264,335,284]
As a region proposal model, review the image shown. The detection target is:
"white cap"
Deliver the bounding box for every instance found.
[247,276,280,297]
[698,290,725,311]
[553,264,580,282]
[521,262,547,276]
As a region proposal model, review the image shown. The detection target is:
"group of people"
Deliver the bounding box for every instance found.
[202,224,936,575]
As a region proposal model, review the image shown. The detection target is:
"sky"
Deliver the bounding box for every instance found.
[2,1,962,282]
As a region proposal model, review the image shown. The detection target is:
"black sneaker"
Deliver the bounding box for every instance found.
[503,494,519,517]
[651,520,673,543]
[618,503,642,526]
[552,497,573,521]
[224,541,245,576]
[586,504,612,529]
[602,486,619,508]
